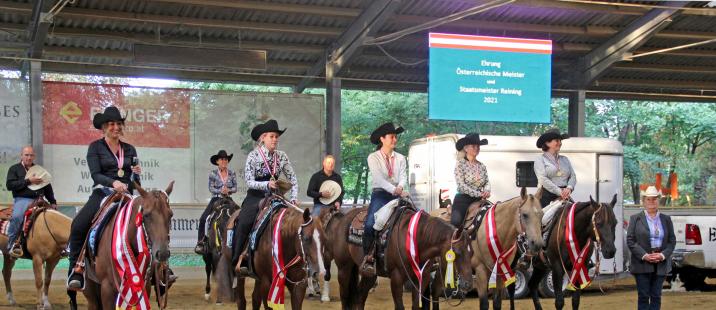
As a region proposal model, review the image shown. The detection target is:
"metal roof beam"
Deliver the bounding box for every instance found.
[597,78,716,90]
[148,0,361,18]
[573,2,687,88]
[294,0,402,93]
[26,0,53,59]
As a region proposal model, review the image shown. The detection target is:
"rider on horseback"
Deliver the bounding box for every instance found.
[230,119,298,274]
[534,129,576,229]
[67,106,142,290]
[360,122,408,278]
[5,145,57,258]
[195,150,238,254]
[451,133,491,228]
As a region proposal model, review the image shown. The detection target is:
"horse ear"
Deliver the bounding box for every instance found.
[134,181,148,198]
[610,193,618,207]
[165,180,175,196]
[589,195,596,205]
[303,208,311,223]
[520,187,527,200]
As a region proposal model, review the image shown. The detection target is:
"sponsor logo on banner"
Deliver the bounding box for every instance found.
[43,82,190,148]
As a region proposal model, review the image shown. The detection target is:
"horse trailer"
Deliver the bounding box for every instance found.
[408,134,626,296]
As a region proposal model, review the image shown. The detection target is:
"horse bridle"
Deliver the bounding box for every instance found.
[139,190,172,310]
[554,201,606,287]
[270,212,315,286]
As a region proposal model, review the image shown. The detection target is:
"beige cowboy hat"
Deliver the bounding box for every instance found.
[318,180,342,205]
[25,165,52,191]
[640,185,661,198]
[275,179,293,197]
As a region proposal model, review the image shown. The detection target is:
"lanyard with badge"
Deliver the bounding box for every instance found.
[113,145,125,178]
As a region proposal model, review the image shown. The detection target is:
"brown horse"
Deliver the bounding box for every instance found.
[81,181,174,310]
[527,195,618,310]
[326,200,474,310]
[0,200,71,309]
[202,196,239,304]
[230,196,325,310]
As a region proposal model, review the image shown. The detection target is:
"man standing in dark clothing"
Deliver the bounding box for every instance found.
[5,146,57,258]
[306,155,343,216]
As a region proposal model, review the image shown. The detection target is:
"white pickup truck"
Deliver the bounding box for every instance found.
[669,211,716,290]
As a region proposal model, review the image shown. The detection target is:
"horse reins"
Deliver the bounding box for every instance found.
[555,202,605,289]
[269,211,314,286]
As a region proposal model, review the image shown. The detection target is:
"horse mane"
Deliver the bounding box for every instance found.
[418,211,454,247]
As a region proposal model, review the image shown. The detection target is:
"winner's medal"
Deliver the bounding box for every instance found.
[557,170,563,177]
[112,142,125,178]
[118,169,125,177]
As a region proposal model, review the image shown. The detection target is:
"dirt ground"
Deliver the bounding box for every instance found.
[0,267,714,309]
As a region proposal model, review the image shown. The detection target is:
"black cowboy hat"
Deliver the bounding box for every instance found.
[250,119,286,141]
[455,133,488,151]
[210,150,233,165]
[536,129,570,149]
[370,122,404,145]
[92,106,126,129]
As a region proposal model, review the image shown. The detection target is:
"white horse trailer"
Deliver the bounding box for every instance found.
[408,134,625,295]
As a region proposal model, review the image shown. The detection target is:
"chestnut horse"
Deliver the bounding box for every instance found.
[228,196,325,310]
[202,196,239,304]
[528,195,618,310]
[0,199,71,309]
[78,181,174,310]
[326,200,474,310]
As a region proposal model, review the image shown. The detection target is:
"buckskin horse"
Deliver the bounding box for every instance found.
[70,181,174,310]
[202,196,238,304]
[0,198,71,310]
[327,199,474,310]
[527,195,618,310]
[230,195,325,310]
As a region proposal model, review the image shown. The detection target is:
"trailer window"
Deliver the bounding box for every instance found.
[516,161,538,187]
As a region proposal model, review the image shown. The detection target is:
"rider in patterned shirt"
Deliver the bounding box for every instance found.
[451,133,491,228]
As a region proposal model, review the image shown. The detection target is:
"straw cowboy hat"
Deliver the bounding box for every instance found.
[250,119,286,141]
[536,129,569,149]
[92,106,126,129]
[25,165,52,191]
[370,122,404,145]
[641,186,662,198]
[455,133,488,151]
[210,150,233,165]
[318,180,342,205]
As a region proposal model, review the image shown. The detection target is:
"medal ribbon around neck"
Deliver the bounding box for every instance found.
[382,151,394,178]
[544,153,562,176]
[258,147,279,179]
[111,142,125,177]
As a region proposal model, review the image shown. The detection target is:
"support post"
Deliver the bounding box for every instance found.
[325,62,342,171]
[568,90,586,137]
[29,60,43,164]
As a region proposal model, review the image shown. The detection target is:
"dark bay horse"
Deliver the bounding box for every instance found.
[0,199,71,309]
[202,197,238,304]
[231,196,325,310]
[528,195,618,310]
[79,181,174,310]
[327,201,474,310]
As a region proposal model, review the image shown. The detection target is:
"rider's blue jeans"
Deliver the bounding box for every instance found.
[7,197,34,249]
[363,189,399,238]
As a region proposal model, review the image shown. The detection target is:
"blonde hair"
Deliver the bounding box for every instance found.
[256,132,280,148]
[455,150,466,160]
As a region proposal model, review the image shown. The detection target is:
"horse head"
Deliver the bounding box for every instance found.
[591,194,618,259]
[134,181,174,263]
[297,208,326,280]
[519,187,545,253]
[449,226,475,294]
[212,197,239,230]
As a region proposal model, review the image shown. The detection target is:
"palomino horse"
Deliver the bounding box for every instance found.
[77,181,174,310]
[230,196,325,310]
[202,196,238,304]
[528,195,618,310]
[327,200,474,310]
[0,199,71,309]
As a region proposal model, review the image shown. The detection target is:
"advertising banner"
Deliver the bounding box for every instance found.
[0,79,31,203]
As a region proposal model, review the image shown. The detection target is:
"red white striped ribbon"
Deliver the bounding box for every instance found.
[565,203,592,290]
[486,205,516,288]
[111,197,150,310]
[268,209,288,310]
[406,211,429,307]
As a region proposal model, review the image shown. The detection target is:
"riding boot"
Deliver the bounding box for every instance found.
[360,232,377,278]
[232,227,251,276]
[9,239,23,258]
[194,238,205,255]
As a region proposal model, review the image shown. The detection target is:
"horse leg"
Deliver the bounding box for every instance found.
[2,255,16,306]
[203,254,212,302]
[572,288,581,310]
[389,271,406,310]
[235,277,246,310]
[506,281,516,310]
[101,280,117,310]
[42,257,60,310]
[356,274,376,310]
[474,266,489,310]
[528,267,545,310]
[493,277,504,310]
[321,261,331,303]
[552,267,565,310]
[337,266,353,309]
[289,279,307,310]
[31,256,45,309]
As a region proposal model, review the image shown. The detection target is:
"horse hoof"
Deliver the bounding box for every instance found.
[321,296,330,302]
[215,302,223,306]
[204,293,210,302]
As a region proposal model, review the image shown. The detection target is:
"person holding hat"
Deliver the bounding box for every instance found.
[5,145,57,258]
[306,155,344,216]
[627,186,675,310]
[451,133,491,228]
[194,150,238,254]
[534,129,576,208]
[67,106,142,290]
[360,122,408,277]
[230,119,298,273]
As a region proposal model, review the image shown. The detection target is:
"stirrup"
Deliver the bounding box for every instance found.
[360,255,376,278]
[194,242,205,255]
[67,271,85,291]
[9,244,23,258]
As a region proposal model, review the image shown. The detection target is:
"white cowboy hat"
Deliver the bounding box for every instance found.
[25,165,52,191]
[640,185,661,198]
[318,180,342,205]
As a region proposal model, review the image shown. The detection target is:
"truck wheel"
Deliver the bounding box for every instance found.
[680,271,706,291]
[511,269,531,299]
[538,271,568,298]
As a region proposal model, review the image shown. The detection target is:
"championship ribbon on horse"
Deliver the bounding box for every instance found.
[565,202,592,290]
[111,197,150,310]
[406,211,429,307]
[486,205,517,289]
[268,209,288,310]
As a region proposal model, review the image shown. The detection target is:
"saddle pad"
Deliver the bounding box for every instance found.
[467,204,491,240]
[0,208,11,220]
[347,210,368,245]
[0,219,9,236]
[88,202,120,258]
[248,197,286,252]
